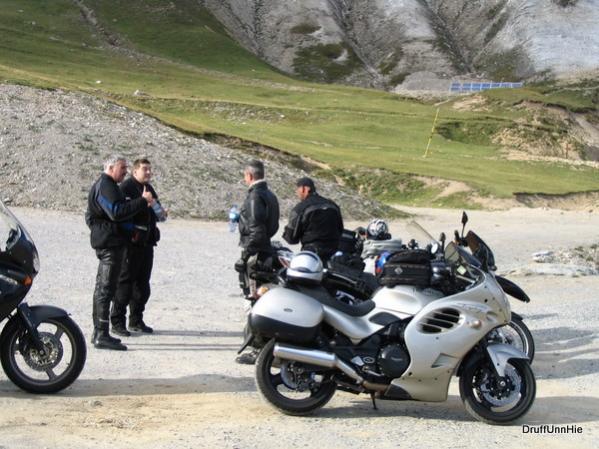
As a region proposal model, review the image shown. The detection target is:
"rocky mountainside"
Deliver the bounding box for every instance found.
[0,84,392,220]
[199,0,599,89]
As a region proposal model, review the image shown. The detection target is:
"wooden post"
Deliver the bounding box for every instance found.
[423,107,440,158]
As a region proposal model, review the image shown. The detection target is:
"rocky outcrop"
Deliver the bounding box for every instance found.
[198,0,599,88]
[503,244,599,277]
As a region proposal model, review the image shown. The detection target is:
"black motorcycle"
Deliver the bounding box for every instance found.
[0,200,86,393]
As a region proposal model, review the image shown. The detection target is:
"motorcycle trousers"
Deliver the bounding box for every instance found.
[112,245,154,327]
[93,247,125,331]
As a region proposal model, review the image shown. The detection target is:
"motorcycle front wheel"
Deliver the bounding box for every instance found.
[487,314,535,362]
[459,356,536,425]
[0,316,87,393]
[255,339,336,416]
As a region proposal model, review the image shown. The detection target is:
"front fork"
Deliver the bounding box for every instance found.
[15,303,45,352]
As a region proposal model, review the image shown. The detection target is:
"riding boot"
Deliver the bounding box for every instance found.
[94,328,127,351]
[92,328,121,344]
[129,318,153,333]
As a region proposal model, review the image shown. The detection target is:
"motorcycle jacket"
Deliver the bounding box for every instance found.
[85,173,148,249]
[282,192,344,259]
[120,177,163,247]
[239,180,280,255]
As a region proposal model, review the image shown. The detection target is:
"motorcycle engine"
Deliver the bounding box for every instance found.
[377,344,410,378]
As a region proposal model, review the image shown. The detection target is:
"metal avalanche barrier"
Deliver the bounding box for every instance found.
[450,81,523,93]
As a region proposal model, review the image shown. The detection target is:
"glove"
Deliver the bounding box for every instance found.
[234,258,246,274]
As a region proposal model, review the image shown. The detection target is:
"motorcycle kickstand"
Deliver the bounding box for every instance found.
[370,392,378,410]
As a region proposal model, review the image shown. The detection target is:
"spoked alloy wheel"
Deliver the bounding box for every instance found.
[1,316,87,393]
[486,314,535,362]
[459,356,535,425]
[255,339,336,415]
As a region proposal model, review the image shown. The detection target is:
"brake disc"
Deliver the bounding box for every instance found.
[280,361,314,391]
[479,365,522,407]
[20,332,64,372]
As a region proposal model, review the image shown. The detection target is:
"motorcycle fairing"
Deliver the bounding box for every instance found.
[390,271,510,402]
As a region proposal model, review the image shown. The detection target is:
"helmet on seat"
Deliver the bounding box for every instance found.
[367,219,390,240]
[287,251,323,285]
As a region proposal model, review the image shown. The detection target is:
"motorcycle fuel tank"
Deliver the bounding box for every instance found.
[372,286,444,317]
[250,287,324,344]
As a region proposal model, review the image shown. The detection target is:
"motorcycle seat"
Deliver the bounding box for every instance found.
[294,285,376,317]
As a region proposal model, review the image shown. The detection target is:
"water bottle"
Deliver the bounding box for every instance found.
[228,205,240,233]
[151,201,167,222]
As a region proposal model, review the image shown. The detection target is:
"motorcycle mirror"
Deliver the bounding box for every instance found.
[460,211,468,238]
[355,226,367,239]
[439,232,446,251]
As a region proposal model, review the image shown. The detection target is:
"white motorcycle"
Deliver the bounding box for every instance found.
[249,227,536,424]
[338,217,535,362]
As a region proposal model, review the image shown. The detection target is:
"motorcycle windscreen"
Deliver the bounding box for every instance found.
[0,200,39,277]
[405,221,442,254]
[465,230,496,270]
[444,242,480,280]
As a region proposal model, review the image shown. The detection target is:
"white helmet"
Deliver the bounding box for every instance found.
[287,251,323,284]
[367,219,389,240]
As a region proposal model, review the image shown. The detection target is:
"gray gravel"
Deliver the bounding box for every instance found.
[0,206,598,448]
[0,83,391,220]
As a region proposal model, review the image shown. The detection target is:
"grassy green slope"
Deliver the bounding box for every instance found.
[0,0,597,206]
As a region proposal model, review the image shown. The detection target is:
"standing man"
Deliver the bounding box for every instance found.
[111,158,167,337]
[282,177,344,263]
[238,159,280,268]
[86,155,154,351]
[235,159,279,364]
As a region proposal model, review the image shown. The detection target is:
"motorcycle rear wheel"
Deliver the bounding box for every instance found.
[459,356,535,425]
[0,316,87,394]
[255,339,336,416]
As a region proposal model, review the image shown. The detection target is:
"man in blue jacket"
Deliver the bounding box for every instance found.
[85,155,154,350]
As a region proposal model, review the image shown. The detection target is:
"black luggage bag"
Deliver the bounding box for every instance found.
[378,249,432,288]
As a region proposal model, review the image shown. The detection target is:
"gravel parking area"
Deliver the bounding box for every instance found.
[0,206,598,449]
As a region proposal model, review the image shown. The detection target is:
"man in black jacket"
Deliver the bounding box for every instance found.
[85,155,154,350]
[111,158,167,336]
[238,160,280,259]
[283,177,344,263]
[235,159,279,364]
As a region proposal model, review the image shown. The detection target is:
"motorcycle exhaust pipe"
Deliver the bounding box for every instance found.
[274,343,364,384]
